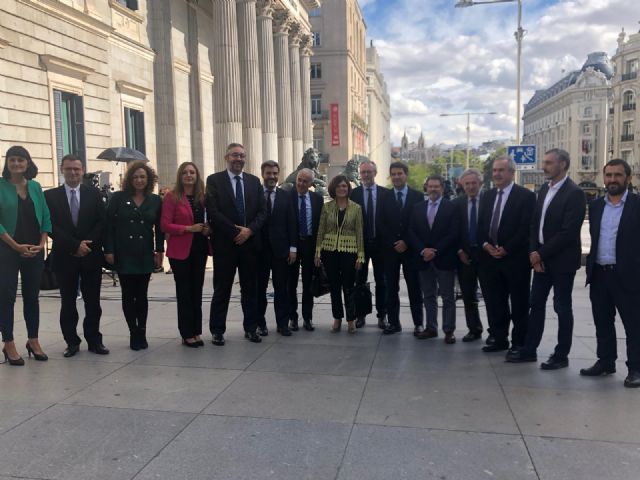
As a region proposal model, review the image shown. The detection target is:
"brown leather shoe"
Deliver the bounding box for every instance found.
[444,332,456,344]
[417,328,438,340]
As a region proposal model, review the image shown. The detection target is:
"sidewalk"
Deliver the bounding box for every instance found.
[0,268,637,480]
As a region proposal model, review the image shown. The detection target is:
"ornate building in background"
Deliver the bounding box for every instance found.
[366,41,391,177]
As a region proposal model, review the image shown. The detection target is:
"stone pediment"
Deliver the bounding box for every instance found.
[575,67,609,88]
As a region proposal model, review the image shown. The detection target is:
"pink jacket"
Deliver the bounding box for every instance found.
[161,191,211,260]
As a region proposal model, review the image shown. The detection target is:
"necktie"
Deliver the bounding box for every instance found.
[299,195,308,236]
[427,201,437,228]
[266,189,273,216]
[489,189,503,244]
[469,197,477,246]
[234,176,245,226]
[396,190,403,207]
[70,188,79,227]
[366,187,375,239]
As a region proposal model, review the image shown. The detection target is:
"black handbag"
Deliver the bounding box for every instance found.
[351,282,373,318]
[311,265,330,298]
[40,254,58,291]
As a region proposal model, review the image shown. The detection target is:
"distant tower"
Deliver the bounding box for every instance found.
[401,131,409,150]
[418,132,425,149]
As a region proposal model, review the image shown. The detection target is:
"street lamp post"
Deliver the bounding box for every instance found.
[440,112,497,169]
[455,0,524,145]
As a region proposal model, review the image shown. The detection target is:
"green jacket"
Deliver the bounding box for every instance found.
[315,199,365,263]
[0,178,52,237]
[104,191,164,274]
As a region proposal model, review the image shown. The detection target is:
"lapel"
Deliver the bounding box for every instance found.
[182,195,194,224]
[223,172,236,206]
[460,195,470,230]
[590,198,605,252]
[77,184,92,229]
[484,189,497,225]
[617,192,634,247]
[57,185,74,228]
[501,185,517,225]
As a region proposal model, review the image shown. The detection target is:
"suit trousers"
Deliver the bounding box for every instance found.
[590,266,640,372]
[522,268,575,358]
[418,264,456,333]
[169,251,207,339]
[118,273,151,334]
[288,237,315,322]
[321,251,357,321]
[456,248,483,334]
[384,249,424,327]
[56,262,103,347]
[0,243,43,342]
[257,243,290,330]
[356,239,386,319]
[210,244,258,335]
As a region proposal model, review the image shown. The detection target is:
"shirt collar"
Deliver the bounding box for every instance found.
[428,196,442,206]
[227,170,243,181]
[548,175,568,191]
[64,183,79,193]
[604,189,629,207]
[393,185,408,195]
[497,182,514,195]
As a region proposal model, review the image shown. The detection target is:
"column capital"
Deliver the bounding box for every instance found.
[300,33,313,56]
[288,21,302,47]
[273,9,293,35]
[256,0,275,17]
[235,0,256,4]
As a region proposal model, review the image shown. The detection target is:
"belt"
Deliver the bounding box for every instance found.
[596,264,616,271]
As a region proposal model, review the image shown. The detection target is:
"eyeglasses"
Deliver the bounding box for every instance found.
[228,153,246,159]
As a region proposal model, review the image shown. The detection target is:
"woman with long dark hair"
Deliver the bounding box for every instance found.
[161,162,210,347]
[0,146,52,365]
[104,161,164,350]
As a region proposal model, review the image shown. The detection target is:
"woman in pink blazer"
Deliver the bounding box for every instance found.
[161,162,210,347]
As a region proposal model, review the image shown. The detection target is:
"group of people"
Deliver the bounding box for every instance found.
[0,143,638,389]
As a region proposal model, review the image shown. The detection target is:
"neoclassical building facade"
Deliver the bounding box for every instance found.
[0,0,318,188]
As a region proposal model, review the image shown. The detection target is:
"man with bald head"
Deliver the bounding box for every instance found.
[288,169,324,331]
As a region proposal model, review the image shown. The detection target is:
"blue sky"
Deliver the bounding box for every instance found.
[357,0,639,146]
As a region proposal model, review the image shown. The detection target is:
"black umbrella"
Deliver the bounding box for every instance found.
[97,147,148,163]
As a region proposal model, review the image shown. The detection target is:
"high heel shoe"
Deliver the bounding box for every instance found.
[25,342,48,361]
[347,321,356,334]
[331,319,342,333]
[182,338,199,348]
[2,348,25,366]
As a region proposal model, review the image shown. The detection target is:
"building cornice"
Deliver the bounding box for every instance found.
[116,80,152,99]
[108,0,144,24]
[173,58,192,74]
[17,0,112,38]
[108,32,155,61]
[40,54,95,80]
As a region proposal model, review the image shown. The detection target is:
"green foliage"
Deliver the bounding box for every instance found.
[406,150,485,190]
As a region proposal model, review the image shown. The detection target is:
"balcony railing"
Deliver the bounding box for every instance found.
[623,103,637,111]
[609,107,614,114]
[622,72,638,81]
[621,134,635,142]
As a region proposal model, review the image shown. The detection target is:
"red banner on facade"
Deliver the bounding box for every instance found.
[330,103,340,146]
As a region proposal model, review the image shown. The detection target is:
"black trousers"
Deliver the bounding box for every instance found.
[257,244,290,330]
[456,247,483,334]
[56,263,103,347]
[170,251,207,339]
[478,257,530,347]
[356,240,386,319]
[384,249,424,327]
[288,237,315,322]
[118,273,151,334]
[0,244,43,342]
[522,268,576,358]
[590,266,640,372]
[210,244,258,335]
[322,251,357,321]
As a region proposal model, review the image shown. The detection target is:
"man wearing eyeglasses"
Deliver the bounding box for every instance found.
[206,143,268,346]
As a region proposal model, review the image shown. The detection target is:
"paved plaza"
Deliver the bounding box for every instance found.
[0,265,639,480]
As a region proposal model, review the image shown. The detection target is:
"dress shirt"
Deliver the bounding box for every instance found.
[226,170,245,201]
[467,195,479,225]
[538,175,568,244]
[491,181,514,230]
[427,196,442,221]
[64,183,81,206]
[393,185,409,208]
[364,183,378,217]
[596,190,628,265]
[297,191,313,236]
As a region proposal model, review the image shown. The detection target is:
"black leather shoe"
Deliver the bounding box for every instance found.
[212,334,225,346]
[413,325,424,337]
[462,331,482,342]
[277,327,292,336]
[289,319,299,332]
[355,317,366,328]
[303,319,315,331]
[624,371,640,388]
[541,355,569,370]
[182,338,199,348]
[88,343,109,355]
[195,339,205,347]
[63,344,80,358]
[245,331,262,343]
[130,334,141,351]
[138,330,148,349]
[485,335,496,346]
[257,326,269,337]
[383,324,402,335]
[505,351,537,363]
[377,317,388,330]
[482,342,509,353]
[580,360,616,376]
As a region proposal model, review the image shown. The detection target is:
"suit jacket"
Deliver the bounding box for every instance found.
[290,189,323,245]
[529,178,586,273]
[452,194,481,255]
[161,191,211,260]
[477,184,536,265]
[350,184,389,242]
[206,171,267,254]
[379,187,424,251]
[408,198,460,270]
[262,187,298,259]
[44,184,106,272]
[586,192,640,291]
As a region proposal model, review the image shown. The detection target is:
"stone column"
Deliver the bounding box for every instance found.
[236,0,262,174]
[300,34,313,150]
[256,0,278,163]
[289,22,304,167]
[273,11,293,175]
[212,0,243,170]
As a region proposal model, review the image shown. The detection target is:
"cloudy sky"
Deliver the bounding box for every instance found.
[360,0,639,147]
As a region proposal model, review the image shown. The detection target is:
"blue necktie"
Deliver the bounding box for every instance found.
[234,176,245,226]
[397,191,403,207]
[469,197,477,246]
[299,195,308,236]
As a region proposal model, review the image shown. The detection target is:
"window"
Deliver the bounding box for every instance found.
[621,150,632,163]
[626,59,638,74]
[313,136,324,153]
[584,106,592,117]
[124,107,146,154]
[53,89,85,173]
[116,0,139,10]
[312,32,321,47]
[581,156,593,170]
[624,91,635,104]
[310,63,322,79]
[309,7,321,17]
[623,120,634,136]
[311,95,322,117]
[582,123,591,135]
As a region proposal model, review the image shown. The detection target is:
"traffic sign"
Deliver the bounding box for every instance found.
[508,145,537,170]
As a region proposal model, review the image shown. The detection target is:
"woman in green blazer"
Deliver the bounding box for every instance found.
[0,146,52,365]
[104,161,164,350]
[315,175,365,333]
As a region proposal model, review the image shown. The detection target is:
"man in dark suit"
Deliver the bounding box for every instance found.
[379,161,424,335]
[507,149,585,368]
[453,168,484,342]
[288,168,323,332]
[350,161,389,329]
[206,143,267,346]
[45,154,108,357]
[581,159,640,388]
[408,175,460,343]
[478,156,536,353]
[257,160,297,337]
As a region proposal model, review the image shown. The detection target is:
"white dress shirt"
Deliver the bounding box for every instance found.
[491,181,515,230]
[596,190,628,265]
[227,170,245,201]
[538,175,568,244]
[64,183,81,206]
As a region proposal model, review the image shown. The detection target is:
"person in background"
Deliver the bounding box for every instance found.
[104,161,164,350]
[161,162,210,347]
[0,146,51,365]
